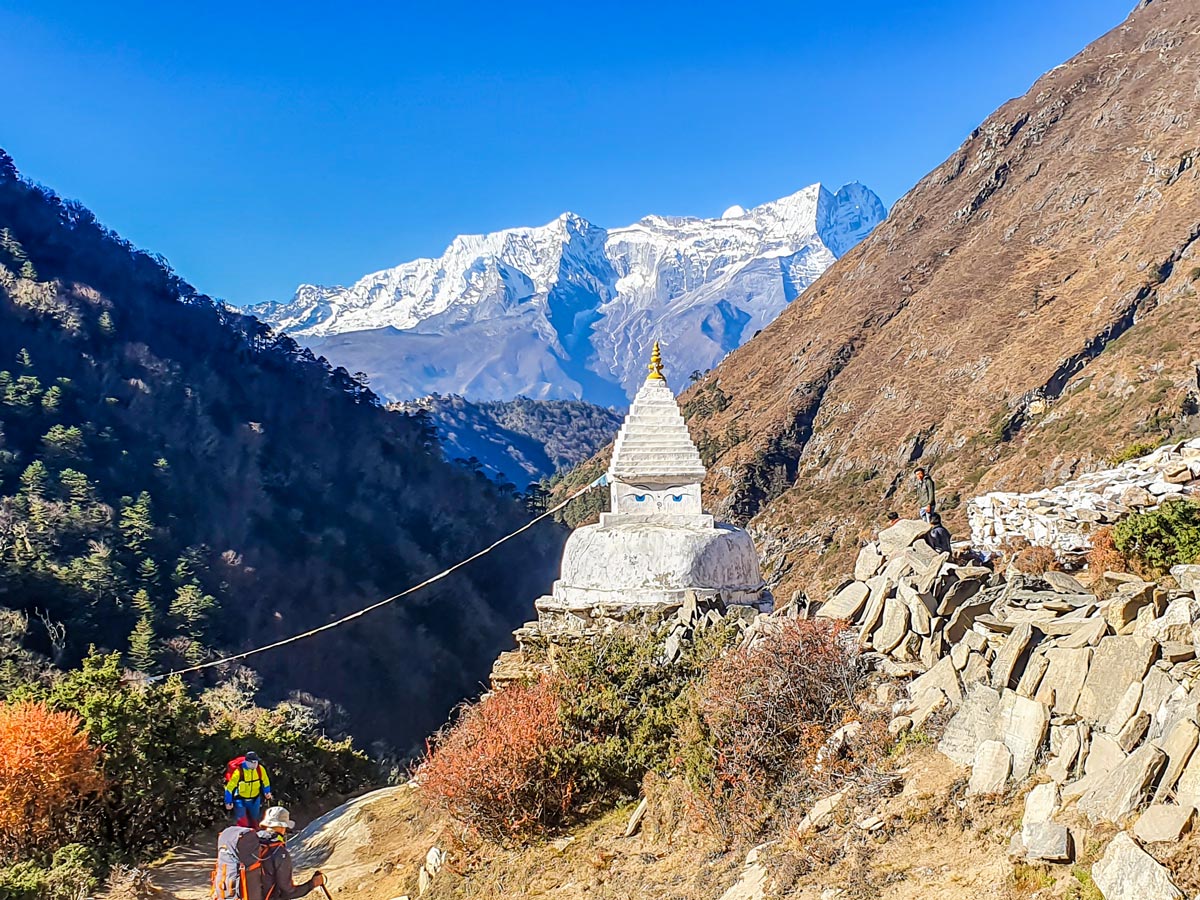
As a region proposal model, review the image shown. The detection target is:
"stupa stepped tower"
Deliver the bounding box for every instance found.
[530,342,771,636]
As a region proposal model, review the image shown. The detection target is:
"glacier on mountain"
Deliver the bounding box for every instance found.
[253,182,886,405]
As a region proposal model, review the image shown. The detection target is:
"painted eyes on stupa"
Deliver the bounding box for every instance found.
[671,495,684,502]
[634,495,647,501]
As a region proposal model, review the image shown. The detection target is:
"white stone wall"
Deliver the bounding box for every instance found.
[968,437,1200,556]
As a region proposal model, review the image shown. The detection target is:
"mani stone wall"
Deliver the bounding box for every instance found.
[968,437,1200,559]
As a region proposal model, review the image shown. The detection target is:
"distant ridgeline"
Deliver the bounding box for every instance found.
[0,148,563,748]
[389,394,622,487]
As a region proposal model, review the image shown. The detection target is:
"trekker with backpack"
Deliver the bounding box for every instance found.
[225,751,273,829]
[207,807,324,900]
[257,806,325,899]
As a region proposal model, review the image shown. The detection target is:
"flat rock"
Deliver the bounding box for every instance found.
[967,740,1012,796]
[1160,641,1196,663]
[1136,595,1200,644]
[990,623,1035,691]
[909,656,964,706]
[878,519,932,558]
[1085,733,1129,777]
[1133,804,1195,844]
[1170,564,1200,595]
[1076,636,1158,724]
[1022,822,1072,863]
[999,690,1049,780]
[1047,725,1085,785]
[1016,651,1050,698]
[1154,718,1200,802]
[1091,832,1183,900]
[1042,571,1087,594]
[1077,744,1167,824]
[874,596,910,654]
[1035,647,1092,716]
[1022,782,1060,829]
[1106,682,1145,735]
[938,684,1002,766]
[854,543,884,582]
[818,580,871,621]
[1057,617,1107,649]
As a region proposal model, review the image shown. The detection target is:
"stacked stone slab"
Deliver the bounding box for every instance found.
[968,437,1200,560]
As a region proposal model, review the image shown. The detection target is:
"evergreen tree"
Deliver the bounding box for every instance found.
[97,310,115,335]
[132,588,155,619]
[19,260,36,280]
[127,615,157,671]
[15,348,32,369]
[168,583,215,636]
[136,557,160,588]
[58,468,96,505]
[41,384,63,415]
[19,460,48,500]
[119,492,154,555]
[42,424,87,461]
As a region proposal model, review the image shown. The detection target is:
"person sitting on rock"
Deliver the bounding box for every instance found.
[914,468,936,521]
[926,512,952,555]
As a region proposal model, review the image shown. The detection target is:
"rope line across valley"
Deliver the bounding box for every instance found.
[147,475,606,682]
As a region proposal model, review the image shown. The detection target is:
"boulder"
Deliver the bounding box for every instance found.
[1091,832,1183,900]
[873,597,910,654]
[1075,636,1158,724]
[1022,822,1072,863]
[1057,617,1107,649]
[1077,744,1167,824]
[1105,682,1145,735]
[990,623,1035,691]
[1084,733,1129,778]
[1016,650,1050,698]
[1034,647,1092,716]
[911,688,949,730]
[1022,782,1060,831]
[1042,571,1087,594]
[1105,582,1156,634]
[998,690,1049,780]
[1133,804,1195,844]
[817,581,871,621]
[909,656,964,706]
[1170,564,1200,595]
[1046,725,1085,784]
[1152,718,1200,803]
[854,543,884,582]
[1115,711,1152,753]
[938,684,1002,767]
[967,740,1012,796]
[1137,596,1200,645]
[878,519,932,558]
[946,599,993,644]
[897,580,933,635]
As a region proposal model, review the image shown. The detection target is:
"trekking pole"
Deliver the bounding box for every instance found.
[319,879,333,900]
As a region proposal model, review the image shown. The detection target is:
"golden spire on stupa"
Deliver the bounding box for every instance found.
[647,341,665,380]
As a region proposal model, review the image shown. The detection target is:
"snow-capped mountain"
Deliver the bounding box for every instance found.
[253,182,886,405]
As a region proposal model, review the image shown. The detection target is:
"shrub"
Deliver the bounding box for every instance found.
[1108,438,1161,466]
[1087,526,1128,575]
[1012,544,1060,575]
[0,843,102,900]
[683,619,860,840]
[419,677,575,840]
[0,700,103,858]
[552,623,734,804]
[1112,498,1200,574]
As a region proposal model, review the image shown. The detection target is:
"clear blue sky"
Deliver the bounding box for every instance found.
[3,0,1133,306]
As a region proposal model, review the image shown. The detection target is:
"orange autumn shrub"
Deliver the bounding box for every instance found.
[684,619,859,839]
[0,700,104,856]
[418,677,574,840]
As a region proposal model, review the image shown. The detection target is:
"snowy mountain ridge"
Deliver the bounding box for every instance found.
[253,181,886,405]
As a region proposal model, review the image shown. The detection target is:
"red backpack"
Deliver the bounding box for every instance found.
[225,756,261,783]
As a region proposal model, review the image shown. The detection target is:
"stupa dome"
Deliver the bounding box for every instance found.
[542,342,769,621]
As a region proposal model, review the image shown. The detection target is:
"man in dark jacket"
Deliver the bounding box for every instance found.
[926,512,952,555]
[257,806,324,899]
[914,468,936,521]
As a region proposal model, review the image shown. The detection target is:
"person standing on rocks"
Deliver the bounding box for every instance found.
[914,468,936,521]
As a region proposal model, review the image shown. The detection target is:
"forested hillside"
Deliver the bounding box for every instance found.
[0,148,563,749]
[390,394,621,485]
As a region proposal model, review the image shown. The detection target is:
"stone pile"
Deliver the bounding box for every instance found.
[967,437,1200,559]
[819,514,1200,879]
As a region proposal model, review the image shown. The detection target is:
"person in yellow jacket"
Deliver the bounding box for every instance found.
[224,750,273,828]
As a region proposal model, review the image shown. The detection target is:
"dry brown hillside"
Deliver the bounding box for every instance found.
[578,0,1200,599]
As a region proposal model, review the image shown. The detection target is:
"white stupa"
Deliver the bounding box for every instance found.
[538,342,769,623]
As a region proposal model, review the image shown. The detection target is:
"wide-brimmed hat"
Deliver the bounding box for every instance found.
[260,806,296,830]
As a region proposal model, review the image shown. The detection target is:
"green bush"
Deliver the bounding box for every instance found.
[1112,498,1200,574]
[0,844,100,900]
[1108,438,1162,465]
[2,651,376,890]
[551,622,735,804]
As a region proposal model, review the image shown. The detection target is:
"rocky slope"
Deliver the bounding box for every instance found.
[252,183,886,405]
[657,0,1200,597]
